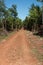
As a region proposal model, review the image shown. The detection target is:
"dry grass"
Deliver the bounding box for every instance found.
[26,30,43,63]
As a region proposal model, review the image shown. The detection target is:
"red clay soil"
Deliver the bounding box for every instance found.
[0,30,42,65]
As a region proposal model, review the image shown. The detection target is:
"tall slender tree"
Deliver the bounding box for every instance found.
[9,5,18,30]
[36,0,43,34]
[29,4,41,31]
[0,0,6,30]
[9,5,18,18]
[37,0,43,24]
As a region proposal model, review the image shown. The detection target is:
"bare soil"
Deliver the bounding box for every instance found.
[0,30,43,65]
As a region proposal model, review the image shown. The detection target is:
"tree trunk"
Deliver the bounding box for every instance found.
[42,2,43,24]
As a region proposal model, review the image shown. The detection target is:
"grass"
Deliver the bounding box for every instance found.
[33,32,43,38]
[0,35,7,41]
[41,45,43,48]
[26,30,43,63]
[31,48,43,62]
[0,30,17,42]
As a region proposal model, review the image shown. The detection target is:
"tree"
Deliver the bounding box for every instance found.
[37,0,43,2]
[9,5,18,18]
[8,5,18,30]
[23,4,42,33]
[36,0,43,34]
[14,17,22,30]
[29,4,41,31]
[23,16,34,31]
[37,0,43,24]
[6,16,14,31]
[0,0,6,29]
[23,17,29,30]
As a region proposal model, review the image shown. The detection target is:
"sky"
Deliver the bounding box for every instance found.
[5,0,41,20]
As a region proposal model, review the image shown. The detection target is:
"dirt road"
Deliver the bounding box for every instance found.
[0,30,42,65]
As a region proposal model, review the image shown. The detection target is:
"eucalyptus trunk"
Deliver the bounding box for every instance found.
[42,2,43,24]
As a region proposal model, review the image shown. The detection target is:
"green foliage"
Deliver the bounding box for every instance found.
[0,0,22,32]
[6,16,14,31]
[0,20,2,28]
[23,17,29,29]
[23,4,42,33]
[23,16,34,31]
[0,0,42,34]
[9,5,18,18]
[14,18,22,30]
[0,0,6,17]
[37,0,43,2]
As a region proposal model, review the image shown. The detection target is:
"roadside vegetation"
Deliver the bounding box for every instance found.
[0,0,22,40]
[0,0,43,40]
[23,0,43,63]
[26,30,43,63]
[0,0,43,64]
[23,0,43,36]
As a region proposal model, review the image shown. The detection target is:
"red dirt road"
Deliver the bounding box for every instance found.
[0,30,42,65]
